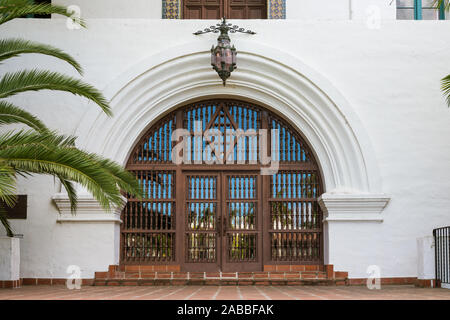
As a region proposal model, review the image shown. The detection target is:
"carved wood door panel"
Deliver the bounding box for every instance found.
[183,0,267,19]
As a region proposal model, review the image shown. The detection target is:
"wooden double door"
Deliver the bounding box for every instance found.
[121,99,324,271]
[183,0,267,20]
[184,171,262,272]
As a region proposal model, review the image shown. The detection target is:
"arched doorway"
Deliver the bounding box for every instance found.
[120,99,323,272]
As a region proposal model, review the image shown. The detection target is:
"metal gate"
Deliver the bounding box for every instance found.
[121,99,323,271]
[434,226,450,288]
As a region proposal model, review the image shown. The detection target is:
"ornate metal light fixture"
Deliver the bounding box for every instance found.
[194,17,256,86]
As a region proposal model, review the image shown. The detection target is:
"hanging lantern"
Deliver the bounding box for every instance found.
[194,17,255,86]
[210,28,237,86]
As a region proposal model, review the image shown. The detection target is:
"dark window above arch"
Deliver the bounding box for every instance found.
[183,0,267,20]
[162,0,286,19]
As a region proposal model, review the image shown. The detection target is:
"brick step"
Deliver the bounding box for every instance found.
[93,278,340,286]
[93,265,349,286]
[114,265,325,273]
[95,271,328,281]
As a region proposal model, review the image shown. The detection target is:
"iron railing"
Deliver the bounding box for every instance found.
[434,226,450,287]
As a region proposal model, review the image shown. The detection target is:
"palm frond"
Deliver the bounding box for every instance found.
[57,175,77,213]
[0,0,85,27]
[86,155,142,198]
[442,74,450,107]
[0,162,16,238]
[0,162,17,208]
[0,129,76,151]
[4,158,119,211]
[0,69,112,116]
[435,0,450,11]
[0,0,138,229]
[0,38,82,74]
[0,138,139,210]
[0,100,49,132]
[0,129,139,233]
[0,205,13,237]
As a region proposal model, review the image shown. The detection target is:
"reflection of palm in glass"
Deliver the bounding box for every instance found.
[271,233,319,261]
[187,205,216,261]
[272,173,317,199]
[125,233,173,260]
[188,206,215,230]
[228,203,255,230]
[271,190,318,230]
[188,233,216,261]
[229,234,256,261]
[228,204,256,260]
[271,189,319,260]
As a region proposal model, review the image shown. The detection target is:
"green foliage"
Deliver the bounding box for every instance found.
[0,0,85,26]
[0,0,141,236]
[0,69,111,115]
[0,130,140,211]
[0,163,17,207]
[0,163,16,236]
[435,0,450,11]
[435,1,450,107]
[0,38,83,74]
[0,100,49,132]
[442,75,450,107]
[0,206,13,237]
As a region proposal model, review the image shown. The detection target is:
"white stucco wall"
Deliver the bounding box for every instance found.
[417,236,435,280]
[1,17,450,279]
[286,0,397,20]
[350,0,396,20]
[287,0,351,20]
[0,237,20,281]
[52,0,162,19]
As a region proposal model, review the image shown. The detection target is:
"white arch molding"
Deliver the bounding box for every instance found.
[53,42,389,266]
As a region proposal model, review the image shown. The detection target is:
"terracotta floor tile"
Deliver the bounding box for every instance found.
[1,285,450,300]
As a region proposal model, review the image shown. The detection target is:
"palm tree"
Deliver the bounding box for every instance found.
[436,0,450,12]
[436,1,450,106]
[442,75,450,107]
[0,0,141,236]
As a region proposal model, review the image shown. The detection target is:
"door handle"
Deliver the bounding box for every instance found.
[223,216,227,235]
[216,217,226,237]
[217,218,221,237]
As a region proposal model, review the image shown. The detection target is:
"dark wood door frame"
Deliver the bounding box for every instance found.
[221,171,263,272]
[183,171,222,272]
[120,99,324,271]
